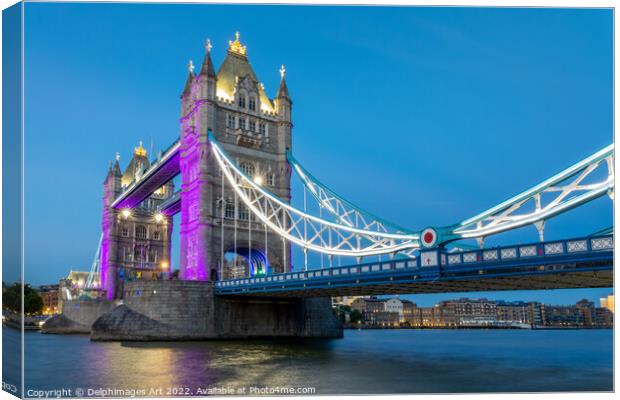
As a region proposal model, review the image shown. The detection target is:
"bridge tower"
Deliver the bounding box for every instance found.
[179,33,292,281]
[101,144,175,299]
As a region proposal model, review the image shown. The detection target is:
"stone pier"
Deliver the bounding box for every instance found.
[42,299,119,334]
[89,280,342,341]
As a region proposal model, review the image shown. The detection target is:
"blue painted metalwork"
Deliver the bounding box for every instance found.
[214,234,613,296]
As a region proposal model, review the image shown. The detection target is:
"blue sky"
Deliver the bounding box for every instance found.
[22,4,613,306]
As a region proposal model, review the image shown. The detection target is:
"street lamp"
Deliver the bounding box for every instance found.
[155,213,164,223]
[121,209,131,219]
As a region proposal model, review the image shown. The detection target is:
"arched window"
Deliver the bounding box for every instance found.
[135,225,147,239]
[134,247,145,263]
[121,226,129,237]
[238,94,246,108]
[249,96,256,111]
[225,203,235,219]
[239,206,249,220]
[240,162,255,178]
[152,231,160,240]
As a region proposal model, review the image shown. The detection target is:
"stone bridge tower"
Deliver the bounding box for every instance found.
[102,144,175,299]
[179,33,292,281]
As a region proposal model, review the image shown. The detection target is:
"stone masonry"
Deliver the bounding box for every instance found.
[90,280,342,341]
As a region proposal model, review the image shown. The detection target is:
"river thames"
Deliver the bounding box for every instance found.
[17,328,612,395]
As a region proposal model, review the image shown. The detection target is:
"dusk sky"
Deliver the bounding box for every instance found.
[21,3,612,306]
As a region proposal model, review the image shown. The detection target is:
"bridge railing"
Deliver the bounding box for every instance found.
[215,234,613,290]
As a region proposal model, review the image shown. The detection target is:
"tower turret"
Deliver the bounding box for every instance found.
[275,65,292,154]
[197,39,217,99]
[275,65,292,123]
[181,60,196,115]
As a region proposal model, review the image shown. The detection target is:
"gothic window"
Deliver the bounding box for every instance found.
[239,118,246,130]
[249,96,256,111]
[134,247,145,263]
[239,206,249,220]
[259,123,266,135]
[121,226,129,237]
[238,95,246,108]
[124,247,132,261]
[135,225,147,239]
[152,231,160,240]
[240,162,255,178]
[267,173,275,186]
[249,120,256,132]
[225,203,235,219]
[227,114,235,128]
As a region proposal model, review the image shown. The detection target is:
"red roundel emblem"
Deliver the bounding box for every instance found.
[424,231,434,244]
[421,228,437,248]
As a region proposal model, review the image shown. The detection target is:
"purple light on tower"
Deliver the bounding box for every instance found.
[101,183,117,299]
[178,109,209,281]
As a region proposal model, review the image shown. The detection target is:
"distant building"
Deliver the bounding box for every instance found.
[600,294,614,313]
[544,305,583,326]
[58,270,95,311]
[594,307,613,327]
[37,285,60,315]
[576,299,596,326]
[225,255,249,280]
[440,298,497,327]
[401,300,418,325]
[496,301,528,324]
[384,298,404,322]
[375,311,400,326]
[348,296,611,328]
[332,296,362,307]
[526,302,545,326]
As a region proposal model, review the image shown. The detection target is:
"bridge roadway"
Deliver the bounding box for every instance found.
[214,235,613,297]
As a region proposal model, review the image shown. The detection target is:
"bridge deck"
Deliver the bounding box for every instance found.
[215,235,613,298]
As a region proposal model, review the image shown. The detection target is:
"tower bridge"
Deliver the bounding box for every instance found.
[48,33,614,340]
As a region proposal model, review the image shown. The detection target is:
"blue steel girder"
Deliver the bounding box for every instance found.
[214,234,613,297]
[285,141,613,251]
[433,144,614,246]
[157,190,181,216]
[111,140,181,209]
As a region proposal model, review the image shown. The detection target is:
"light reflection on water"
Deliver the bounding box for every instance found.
[22,328,612,395]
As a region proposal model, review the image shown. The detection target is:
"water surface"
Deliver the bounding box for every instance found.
[21,328,613,395]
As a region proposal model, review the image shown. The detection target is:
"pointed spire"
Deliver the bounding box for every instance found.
[181,59,195,97]
[199,38,216,78]
[276,64,289,99]
[113,152,122,177]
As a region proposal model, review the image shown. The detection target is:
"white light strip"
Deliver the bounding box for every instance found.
[455,181,613,238]
[211,139,421,257]
[458,145,613,227]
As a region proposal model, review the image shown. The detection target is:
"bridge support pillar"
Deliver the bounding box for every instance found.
[179,102,213,281]
[89,280,343,340]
